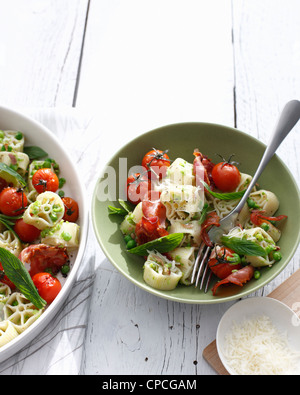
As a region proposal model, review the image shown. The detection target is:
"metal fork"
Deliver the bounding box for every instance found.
[191,100,300,292]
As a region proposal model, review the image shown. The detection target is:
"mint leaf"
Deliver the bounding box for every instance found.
[128,233,184,256]
[108,206,128,216]
[24,146,48,160]
[0,248,46,309]
[221,236,266,256]
[118,199,133,213]
[202,181,246,201]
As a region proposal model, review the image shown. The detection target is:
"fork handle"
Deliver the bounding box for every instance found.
[234,100,300,213]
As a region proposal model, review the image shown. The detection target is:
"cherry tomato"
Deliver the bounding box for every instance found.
[135,216,168,245]
[211,161,241,192]
[32,272,62,304]
[126,173,151,205]
[14,218,41,243]
[208,246,242,280]
[62,197,79,222]
[0,262,16,290]
[0,187,27,216]
[142,149,170,179]
[32,168,59,193]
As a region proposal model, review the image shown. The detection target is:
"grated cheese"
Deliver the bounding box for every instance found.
[223,315,300,375]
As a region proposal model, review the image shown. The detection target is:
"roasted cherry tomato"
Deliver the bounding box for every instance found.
[208,246,242,280]
[62,197,79,222]
[0,187,27,216]
[14,218,41,243]
[142,148,171,179]
[127,173,151,205]
[211,158,241,192]
[32,168,59,193]
[135,216,168,245]
[32,272,62,304]
[0,262,16,290]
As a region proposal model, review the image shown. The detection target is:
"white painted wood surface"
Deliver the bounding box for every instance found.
[0,0,299,375]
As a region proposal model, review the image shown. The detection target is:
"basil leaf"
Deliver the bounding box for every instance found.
[128,233,184,256]
[221,236,266,256]
[202,181,246,201]
[0,248,46,309]
[24,146,48,160]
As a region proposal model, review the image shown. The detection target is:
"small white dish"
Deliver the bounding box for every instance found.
[216,297,300,375]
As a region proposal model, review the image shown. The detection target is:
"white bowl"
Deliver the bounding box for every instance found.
[0,106,88,362]
[216,297,300,375]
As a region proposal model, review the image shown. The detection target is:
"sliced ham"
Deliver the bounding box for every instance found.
[19,244,69,277]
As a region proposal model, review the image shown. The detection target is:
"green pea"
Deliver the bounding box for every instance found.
[255,233,264,242]
[260,222,270,232]
[265,244,276,255]
[226,253,241,265]
[254,270,261,280]
[15,132,23,140]
[126,239,137,250]
[61,265,70,275]
[124,235,132,243]
[247,198,260,209]
[273,251,282,261]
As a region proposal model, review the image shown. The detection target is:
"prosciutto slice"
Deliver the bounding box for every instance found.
[193,149,215,188]
[19,244,69,276]
[142,197,166,228]
[212,265,254,296]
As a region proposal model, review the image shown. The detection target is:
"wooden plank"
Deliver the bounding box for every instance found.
[0,0,89,107]
[232,0,300,297]
[269,268,300,309]
[202,340,229,375]
[78,0,235,375]
[76,0,235,162]
[233,0,300,180]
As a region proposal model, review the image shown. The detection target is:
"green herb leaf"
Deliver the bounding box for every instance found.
[0,217,21,241]
[118,199,133,213]
[128,233,184,256]
[0,248,46,309]
[202,181,246,201]
[24,146,48,160]
[198,203,210,225]
[221,236,266,256]
[108,206,128,216]
[0,162,26,187]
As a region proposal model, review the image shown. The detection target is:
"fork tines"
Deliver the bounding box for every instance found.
[191,242,213,292]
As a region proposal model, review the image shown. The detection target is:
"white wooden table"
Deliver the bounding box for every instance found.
[0,0,299,375]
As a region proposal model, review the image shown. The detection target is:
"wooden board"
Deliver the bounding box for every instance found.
[202,268,300,375]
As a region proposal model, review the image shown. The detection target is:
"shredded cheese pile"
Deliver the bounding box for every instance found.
[223,315,300,375]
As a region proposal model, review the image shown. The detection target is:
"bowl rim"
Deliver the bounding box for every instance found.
[92,121,300,304]
[216,296,300,375]
[0,105,89,359]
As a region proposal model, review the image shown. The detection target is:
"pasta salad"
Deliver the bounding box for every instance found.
[0,130,80,347]
[109,148,287,295]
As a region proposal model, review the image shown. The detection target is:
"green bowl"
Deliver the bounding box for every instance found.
[92,123,300,304]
